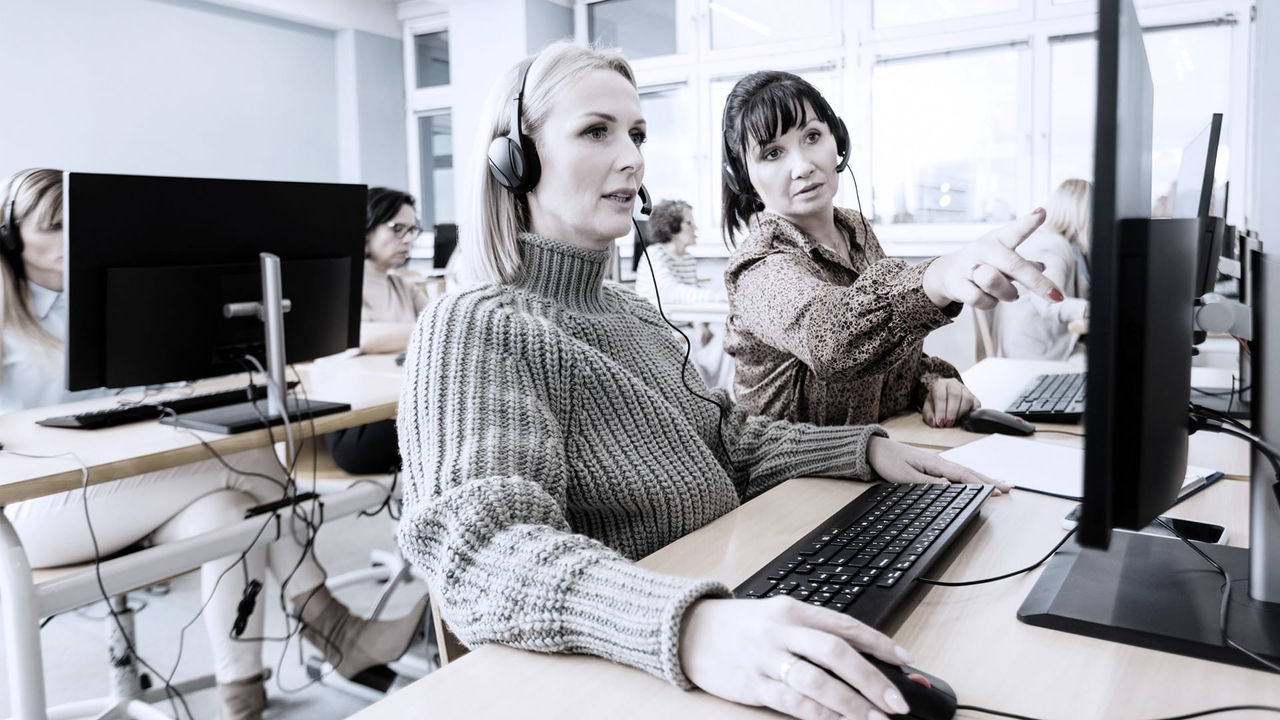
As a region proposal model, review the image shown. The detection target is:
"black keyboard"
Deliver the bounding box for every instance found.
[734,482,991,628]
[37,382,297,429]
[1004,372,1086,423]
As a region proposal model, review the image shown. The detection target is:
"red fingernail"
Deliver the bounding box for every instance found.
[1034,206,1045,214]
[1049,288,1064,302]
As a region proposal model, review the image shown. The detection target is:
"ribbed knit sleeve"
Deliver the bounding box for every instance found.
[396,290,729,688]
[700,386,888,500]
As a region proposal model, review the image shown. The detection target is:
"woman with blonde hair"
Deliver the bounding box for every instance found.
[0,169,428,720]
[992,178,1092,360]
[395,41,1010,720]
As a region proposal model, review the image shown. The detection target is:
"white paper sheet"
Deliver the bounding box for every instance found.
[938,435,1216,499]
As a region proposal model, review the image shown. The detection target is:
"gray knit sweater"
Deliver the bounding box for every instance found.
[396,233,886,688]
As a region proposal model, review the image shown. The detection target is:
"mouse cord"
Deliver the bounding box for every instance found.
[913,527,1077,587]
[956,705,1280,720]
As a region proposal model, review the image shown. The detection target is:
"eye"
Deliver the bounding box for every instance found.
[762,147,782,161]
[629,129,647,147]
[584,125,607,141]
[805,130,822,144]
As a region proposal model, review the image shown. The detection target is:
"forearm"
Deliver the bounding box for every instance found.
[396,489,729,687]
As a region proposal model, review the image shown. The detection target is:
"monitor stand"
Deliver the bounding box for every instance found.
[1017,531,1280,668]
[1189,386,1250,419]
[160,398,350,435]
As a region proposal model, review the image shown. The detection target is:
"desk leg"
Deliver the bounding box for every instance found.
[0,512,48,720]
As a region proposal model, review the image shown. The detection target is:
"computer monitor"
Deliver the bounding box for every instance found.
[433,223,458,270]
[1018,0,1280,668]
[1172,113,1223,219]
[65,172,365,427]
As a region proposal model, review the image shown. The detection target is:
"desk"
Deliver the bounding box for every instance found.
[350,356,1272,720]
[663,300,730,325]
[349,477,1275,720]
[880,358,1251,479]
[0,354,402,720]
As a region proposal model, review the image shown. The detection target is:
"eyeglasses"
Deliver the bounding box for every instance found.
[387,222,424,240]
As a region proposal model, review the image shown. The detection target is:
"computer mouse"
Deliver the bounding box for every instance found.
[395,352,407,367]
[863,654,958,720]
[961,407,1035,436]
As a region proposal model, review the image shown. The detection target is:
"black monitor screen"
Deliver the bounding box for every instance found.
[433,223,458,270]
[65,173,365,391]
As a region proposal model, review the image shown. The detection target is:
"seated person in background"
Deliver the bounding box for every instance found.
[635,199,722,305]
[635,199,733,388]
[993,178,1091,361]
[327,187,427,474]
[0,169,427,720]
[396,42,1009,720]
[720,71,1064,428]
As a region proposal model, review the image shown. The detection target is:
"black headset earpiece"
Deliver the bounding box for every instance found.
[1,169,40,262]
[833,117,850,173]
[487,59,541,195]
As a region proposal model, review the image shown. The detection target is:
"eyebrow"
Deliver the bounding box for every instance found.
[578,111,646,127]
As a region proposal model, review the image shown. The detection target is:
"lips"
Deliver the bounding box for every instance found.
[794,182,822,198]
[603,190,635,203]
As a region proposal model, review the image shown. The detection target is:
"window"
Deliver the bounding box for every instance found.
[414,31,449,88]
[1049,23,1233,212]
[708,0,835,51]
[417,113,454,232]
[873,0,1020,28]
[871,46,1025,225]
[587,0,677,59]
[638,85,698,219]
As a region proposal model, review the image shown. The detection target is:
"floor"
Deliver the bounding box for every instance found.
[0,508,433,720]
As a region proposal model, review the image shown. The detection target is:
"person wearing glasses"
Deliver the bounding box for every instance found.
[359,187,430,354]
[326,187,428,475]
[0,170,429,720]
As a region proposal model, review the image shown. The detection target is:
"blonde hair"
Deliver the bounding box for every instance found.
[1,168,63,355]
[1043,178,1093,250]
[467,41,637,285]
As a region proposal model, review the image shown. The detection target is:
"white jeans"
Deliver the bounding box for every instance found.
[5,447,326,683]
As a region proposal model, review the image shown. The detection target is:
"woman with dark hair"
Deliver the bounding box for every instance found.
[720,71,1063,428]
[0,170,428,720]
[327,187,429,474]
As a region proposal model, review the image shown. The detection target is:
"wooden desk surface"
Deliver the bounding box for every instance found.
[880,358,1251,479]
[350,477,1275,720]
[0,354,402,506]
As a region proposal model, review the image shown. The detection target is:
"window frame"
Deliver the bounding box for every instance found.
[403,14,453,260]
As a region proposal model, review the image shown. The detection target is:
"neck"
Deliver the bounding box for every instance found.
[513,233,610,313]
[26,270,62,293]
[780,210,841,252]
[365,258,392,275]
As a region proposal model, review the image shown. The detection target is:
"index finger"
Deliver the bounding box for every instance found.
[925,455,1012,493]
[996,207,1048,251]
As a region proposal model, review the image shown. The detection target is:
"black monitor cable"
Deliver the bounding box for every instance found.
[1155,516,1280,674]
[914,526,1077,587]
[1,447,197,720]
[1188,405,1280,512]
[634,217,742,478]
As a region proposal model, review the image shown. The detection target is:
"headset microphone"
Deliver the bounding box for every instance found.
[638,185,652,216]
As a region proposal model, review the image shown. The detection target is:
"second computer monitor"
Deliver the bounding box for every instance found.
[1171,113,1223,219]
[65,173,366,391]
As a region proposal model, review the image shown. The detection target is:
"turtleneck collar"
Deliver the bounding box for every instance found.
[513,233,610,312]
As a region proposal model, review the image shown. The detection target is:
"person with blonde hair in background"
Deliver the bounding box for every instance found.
[396,41,1010,720]
[0,169,428,720]
[992,178,1092,360]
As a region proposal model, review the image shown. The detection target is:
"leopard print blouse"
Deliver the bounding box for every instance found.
[723,207,963,426]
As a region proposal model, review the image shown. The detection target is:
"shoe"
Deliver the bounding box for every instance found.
[217,672,267,720]
[292,585,429,679]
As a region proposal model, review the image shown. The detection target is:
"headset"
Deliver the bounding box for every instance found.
[1,169,41,270]
[488,59,651,215]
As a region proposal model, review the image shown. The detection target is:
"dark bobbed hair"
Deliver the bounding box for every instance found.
[365,187,417,235]
[648,199,691,245]
[720,71,844,246]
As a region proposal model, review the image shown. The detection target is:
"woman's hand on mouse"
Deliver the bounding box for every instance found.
[921,378,979,428]
[679,597,914,720]
[867,436,1011,494]
[921,207,1063,310]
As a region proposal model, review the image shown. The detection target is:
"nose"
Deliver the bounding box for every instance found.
[790,152,815,180]
[617,136,644,181]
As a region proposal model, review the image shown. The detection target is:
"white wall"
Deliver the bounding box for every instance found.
[0,0,404,187]
[1253,0,1279,245]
